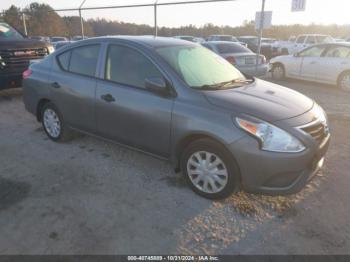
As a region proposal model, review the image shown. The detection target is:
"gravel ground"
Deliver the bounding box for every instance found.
[0,78,349,255]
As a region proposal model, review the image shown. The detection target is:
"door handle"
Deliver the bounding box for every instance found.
[101,94,115,103]
[51,82,61,88]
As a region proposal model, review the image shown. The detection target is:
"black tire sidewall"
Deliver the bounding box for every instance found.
[41,102,65,142]
[180,139,240,199]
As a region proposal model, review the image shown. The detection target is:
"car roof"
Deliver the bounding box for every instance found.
[203,41,242,46]
[77,35,196,49]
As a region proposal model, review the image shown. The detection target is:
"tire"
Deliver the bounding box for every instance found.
[271,63,285,80]
[180,138,240,199]
[338,71,350,92]
[41,102,72,142]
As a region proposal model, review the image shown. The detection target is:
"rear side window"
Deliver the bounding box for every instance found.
[296,36,306,44]
[57,44,100,77]
[69,45,100,77]
[216,43,252,54]
[57,51,70,71]
[306,36,316,44]
[105,45,163,89]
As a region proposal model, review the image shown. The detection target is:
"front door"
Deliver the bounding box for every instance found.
[95,44,174,157]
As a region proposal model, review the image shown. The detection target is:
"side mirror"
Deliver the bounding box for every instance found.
[145,77,168,96]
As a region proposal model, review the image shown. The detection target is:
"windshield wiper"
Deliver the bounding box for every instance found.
[193,78,254,90]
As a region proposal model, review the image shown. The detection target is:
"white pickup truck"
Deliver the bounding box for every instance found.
[272,34,334,56]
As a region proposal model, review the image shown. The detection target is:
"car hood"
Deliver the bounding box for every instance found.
[204,79,314,122]
[0,38,49,49]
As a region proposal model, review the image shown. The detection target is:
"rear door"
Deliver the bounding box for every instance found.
[95,44,174,157]
[298,45,327,80]
[49,44,101,133]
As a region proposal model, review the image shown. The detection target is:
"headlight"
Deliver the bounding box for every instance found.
[47,45,55,54]
[236,117,305,153]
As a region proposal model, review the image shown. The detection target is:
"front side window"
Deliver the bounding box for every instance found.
[324,46,350,58]
[299,46,325,57]
[105,45,163,88]
[156,45,245,89]
[69,45,100,77]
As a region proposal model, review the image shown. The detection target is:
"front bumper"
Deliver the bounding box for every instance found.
[238,64,269,77]
[228,132,330,195]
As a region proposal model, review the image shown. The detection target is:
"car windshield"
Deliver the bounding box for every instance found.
[0,23,23,39]
[216,43,252,54]
[156,45,246,89]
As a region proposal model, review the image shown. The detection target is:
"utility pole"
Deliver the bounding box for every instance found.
[255,0,266,74]
[154,0,158,37]
[22,13,28,36]
[79,0,88,37]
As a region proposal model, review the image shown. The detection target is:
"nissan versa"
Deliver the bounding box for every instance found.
[22,36,330,199]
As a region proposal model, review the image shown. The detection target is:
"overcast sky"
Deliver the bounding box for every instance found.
[1,0,349,27]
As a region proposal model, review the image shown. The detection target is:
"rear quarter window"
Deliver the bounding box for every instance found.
[57,51,71,71]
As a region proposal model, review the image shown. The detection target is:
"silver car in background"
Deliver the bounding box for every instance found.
[202,41,268,77]
[270,43,350,91]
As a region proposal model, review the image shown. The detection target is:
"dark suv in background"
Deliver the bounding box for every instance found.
[0,22,53,89]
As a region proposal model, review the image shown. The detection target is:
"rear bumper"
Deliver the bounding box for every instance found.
[228,133,330,195]
[238,64,269,77]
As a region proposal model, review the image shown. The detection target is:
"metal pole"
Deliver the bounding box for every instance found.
[79,0,88,38]
[22,13,28,36]
[255,0,266,74]
[79,9,84,37]
[154,0,158,37]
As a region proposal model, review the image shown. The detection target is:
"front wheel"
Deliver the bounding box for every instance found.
[338,71,350,92]
[41,102,72,142]
[181,139,240,199]
[271,63,285,80]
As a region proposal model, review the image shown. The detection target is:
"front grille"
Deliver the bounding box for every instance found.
[0,47,48,75]
[300,121,328,145]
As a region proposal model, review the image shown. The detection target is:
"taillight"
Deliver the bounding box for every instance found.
[226,56,236,64]
[23,69,32,79]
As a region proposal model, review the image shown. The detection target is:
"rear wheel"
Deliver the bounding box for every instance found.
[338,71,350,92]
[271,63,285,80]
[181,139,240,199]
[41,102,72,142]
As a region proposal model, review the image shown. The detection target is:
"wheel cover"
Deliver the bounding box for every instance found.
[43,108,61,138]
[187,151,228,194]
[273,65,284,79]
[340,75,350,91]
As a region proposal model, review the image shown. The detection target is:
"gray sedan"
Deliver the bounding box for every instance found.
[23,36,330,199]
[202,41,269,77]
